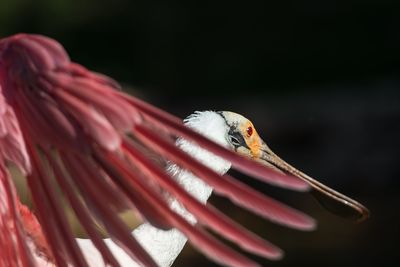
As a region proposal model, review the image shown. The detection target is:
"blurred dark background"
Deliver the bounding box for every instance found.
[1,1,399,266]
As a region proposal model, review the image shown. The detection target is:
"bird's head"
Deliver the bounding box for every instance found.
[183,111,286,175]
[218,111,268,159]
[184,110,370,222]
[216,111,292,174]
[185,111,284,173]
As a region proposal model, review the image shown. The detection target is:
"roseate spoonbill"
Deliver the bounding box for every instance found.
[0,34,369,267]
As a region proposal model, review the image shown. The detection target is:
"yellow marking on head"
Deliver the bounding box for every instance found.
[239,121,262,158]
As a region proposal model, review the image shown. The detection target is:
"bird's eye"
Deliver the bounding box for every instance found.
[229,135,240,146]
[246,126,253,137]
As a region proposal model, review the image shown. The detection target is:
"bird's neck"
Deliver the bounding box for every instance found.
[166,139,230,223]
[131,127,232,267]
[78,119,233,267]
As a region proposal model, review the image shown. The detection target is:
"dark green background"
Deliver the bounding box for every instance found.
[1,1,399,266]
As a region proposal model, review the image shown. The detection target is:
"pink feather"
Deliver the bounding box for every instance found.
[0,33,323,267]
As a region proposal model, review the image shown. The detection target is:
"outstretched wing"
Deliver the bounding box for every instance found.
[0,34,333,267]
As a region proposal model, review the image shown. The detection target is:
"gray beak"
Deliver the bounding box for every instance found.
[256,141,369,222]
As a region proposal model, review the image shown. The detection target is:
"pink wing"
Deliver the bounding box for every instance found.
[0,34,317,267]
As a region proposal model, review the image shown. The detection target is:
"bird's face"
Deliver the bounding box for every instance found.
[219,111,282,172]
[219,111,263,157]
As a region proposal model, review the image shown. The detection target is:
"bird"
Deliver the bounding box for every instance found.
[0,33,369,267]
[12,109,370,267]
[74,110,370,266]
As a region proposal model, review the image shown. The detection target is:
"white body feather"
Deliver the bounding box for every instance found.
[77,111,232,267]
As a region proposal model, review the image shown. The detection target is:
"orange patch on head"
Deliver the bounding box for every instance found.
[240,122,262,158]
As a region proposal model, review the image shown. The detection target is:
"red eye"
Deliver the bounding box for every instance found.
[246,126,253,136]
